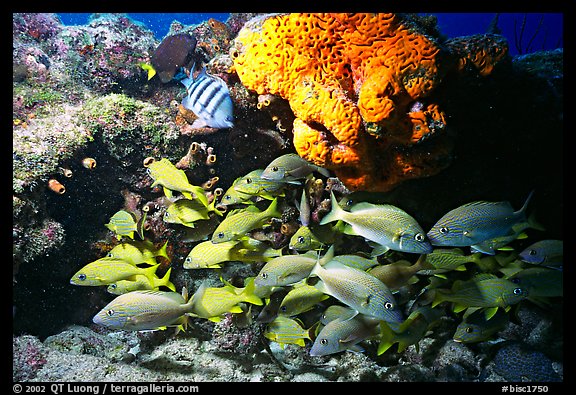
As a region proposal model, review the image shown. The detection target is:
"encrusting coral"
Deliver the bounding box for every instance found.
[231,13,508,191]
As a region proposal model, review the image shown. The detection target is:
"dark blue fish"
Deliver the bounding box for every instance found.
[427,191,534,247]
[180,67,233,129]
[151,33,197,83]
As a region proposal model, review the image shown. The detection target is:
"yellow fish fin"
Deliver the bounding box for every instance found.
[139,62,157,80]
[228,305,244,314]
[484,307,499,321]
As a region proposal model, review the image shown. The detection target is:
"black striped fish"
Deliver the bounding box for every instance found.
[180,67,233,129]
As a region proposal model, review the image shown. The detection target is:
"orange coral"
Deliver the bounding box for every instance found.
[231,13,506,191]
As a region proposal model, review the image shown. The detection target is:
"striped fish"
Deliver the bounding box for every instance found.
[180,67,233,129]
[427,191,534,247]
[105,210,144,240]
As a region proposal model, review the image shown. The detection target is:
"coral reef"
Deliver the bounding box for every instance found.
[231,13,508,191]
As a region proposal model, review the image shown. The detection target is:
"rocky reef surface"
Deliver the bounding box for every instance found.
[13,13,563,382]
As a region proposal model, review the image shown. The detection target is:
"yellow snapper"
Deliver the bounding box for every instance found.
[453,307,509,343]
[377,306,443,355]
[320,191,432,254]
[419,248,481,275]
[163,198,210,227]
[211,198,282,244]
[320,304,358,324]
[105,210,144,241]
[183,238,282,269]
[427,191,534,247]
[310,258,404,325]
[189,277,263,322]
[233,169,288,200]
[254,245,334,287]
[70,257,159,286]
[107,268,176,295]
[261,153,330,183]
[289,224,340,252]
[431,273,529,311]
[278,282,330,317]
[145,158,208,207]
[218,171,260,207]
[93,288,194,332]
[264,316,314,348]
[107,240,169,266]
[310,314,380,356]
[368,255,429,290]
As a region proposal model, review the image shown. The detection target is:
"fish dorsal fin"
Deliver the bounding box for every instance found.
[435,248,465,256]
[461,200,513,211]
[471,273,498,282]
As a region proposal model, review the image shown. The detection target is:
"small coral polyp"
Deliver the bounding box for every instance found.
[232,13,504,191]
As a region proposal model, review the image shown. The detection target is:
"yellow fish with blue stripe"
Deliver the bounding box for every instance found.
[188,277,263,322]
[70,257,159,286]
[233,169,288,200]
[211,198,282,244]
[278,282,329,317]
[93,287,194,332]
[107,240,169,266]
[145,158,208,207]
[163,198,211,227]
[107,268,176,295]
[105,210,145,240]
[183,238,283,269]
[264,316,314,348]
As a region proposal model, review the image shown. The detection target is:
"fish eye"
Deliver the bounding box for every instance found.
[384,302,394,310]
[465,326,474,334]
[271,166,279,172]
[106,309,115,317]
[78,274,87,281]
[146,168,151,175]
[513,287,524,295]
[297,236,305,243]
[320,338,328,346]
[439,227,449,234]
[245,178,252,184]
[185,257,191,263]
[261,272,268,279]
[107,252,113,257]
[529,249,538,256]
[217,232,225,239]
[346,199,353,207]
[414,233,425,242]
[280,306,287,312]
[109,284,117,290]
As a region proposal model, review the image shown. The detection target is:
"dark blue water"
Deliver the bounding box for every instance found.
[57,13,563,56]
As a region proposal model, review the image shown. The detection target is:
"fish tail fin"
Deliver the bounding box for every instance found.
[518,189,535,216]
[431,289,448,308]
[157,268,176,292]
[377,322,398,355]
[144,264,160,283]
[318,244,336,266]
[319,191,345,225]
[186,281,208,313]
[155,241,170,261]
[526,211,546,232]
[240,278,263,306]
[264,197,282,219]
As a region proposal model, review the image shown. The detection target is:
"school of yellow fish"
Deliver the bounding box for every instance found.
[70,154,563,357]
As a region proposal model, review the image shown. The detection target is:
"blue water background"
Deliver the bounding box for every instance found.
[57,13,563,56]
